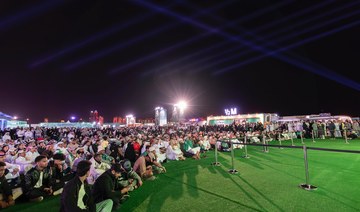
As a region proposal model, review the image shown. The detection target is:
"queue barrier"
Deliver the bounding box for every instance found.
[211,139,360,190]
[311,129,351,144]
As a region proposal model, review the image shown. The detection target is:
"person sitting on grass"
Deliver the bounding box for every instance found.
[49,153,73,196]
[6,148,18,164]
[133,151,166,181]
[0,151,21,188]
[92,164,125,211]
[183,135,201,159]
[24,155,52,202]
[60,160,113,212]
[166,139,185,161]
[146,148,167,174]
[71,148,86,173]
[88,153,110,184]
[0,162,15,209]
[14,150,33,173]
[117,159,143,194]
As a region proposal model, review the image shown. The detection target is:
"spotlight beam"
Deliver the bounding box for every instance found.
[140,0,294,77]
[109,1,293,74]
[29,2,183,68]
[143,1,343,77]
[173,1,358,75]
[213,20,360,91]
[29,10,158,68]
[183,3,360,74]
[62,1,234,71]
[134,0,360,91]
[0,0,64,30]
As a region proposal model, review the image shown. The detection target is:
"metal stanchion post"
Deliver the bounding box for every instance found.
[228,141,238,174]
[312,130,315,143]
[262,136,269,153]
[300,131,304,144]
[344,130,349,144]
[299,146,317,190]
[291,133,294,146]
[242,136,250,159]
[211,140,221,166]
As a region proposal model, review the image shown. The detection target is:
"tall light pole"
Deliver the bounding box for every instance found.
[176,101,187,123]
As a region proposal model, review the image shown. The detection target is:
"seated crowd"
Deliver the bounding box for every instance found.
[0,126,218,211]
[0,120,358,210]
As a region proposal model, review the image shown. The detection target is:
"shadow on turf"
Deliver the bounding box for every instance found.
[208,158,284,212]
[311,187,360,211]
[201,153,283,211]
[141,154,259,212]
[125,158,202,212]
[162,173,264,212]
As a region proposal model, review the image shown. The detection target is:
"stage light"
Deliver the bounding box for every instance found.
[177,101,187,110]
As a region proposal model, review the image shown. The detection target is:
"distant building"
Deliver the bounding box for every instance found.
[207,113,278,125]
[278,113,352,122]
[138,118,155,124]
[0,112,13,130]
[0,112,29,129]
[99,116,104,125]
[126,115,136,126]
[89,110,99,123]
[113,116,126,124]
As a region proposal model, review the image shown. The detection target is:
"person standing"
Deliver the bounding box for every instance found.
[328,121,336,139]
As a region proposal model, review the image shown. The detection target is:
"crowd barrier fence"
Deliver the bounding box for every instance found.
[212,138,360,191]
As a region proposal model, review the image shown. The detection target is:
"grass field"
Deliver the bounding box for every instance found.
[4,138,360,212]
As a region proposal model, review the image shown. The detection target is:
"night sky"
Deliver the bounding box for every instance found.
[0,0,359,123]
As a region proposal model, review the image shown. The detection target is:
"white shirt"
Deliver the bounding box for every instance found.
[26,151,40,162]
[34,171,43,188]
[2,134,11,141]
[17,130,25,138]
[77,183,86,209]
[24,131,34,139]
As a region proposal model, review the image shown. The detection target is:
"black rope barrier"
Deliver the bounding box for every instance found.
[217,140,360,154]
[212,138,360,191]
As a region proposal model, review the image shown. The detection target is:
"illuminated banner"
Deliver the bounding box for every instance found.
[225,108,237,116]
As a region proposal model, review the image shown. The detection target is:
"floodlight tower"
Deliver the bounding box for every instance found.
[126,114,135,126]
[176,101,187,123]
[155,107,160,125]
[155,107,167,126]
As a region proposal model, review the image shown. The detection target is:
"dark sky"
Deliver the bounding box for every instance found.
[0,0,359,123]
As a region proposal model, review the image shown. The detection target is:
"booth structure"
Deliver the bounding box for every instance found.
[39,122,95,128]
[126,115,136,126]
[207,113,279,125]
[278,113,352,122]
[0,112,14,130]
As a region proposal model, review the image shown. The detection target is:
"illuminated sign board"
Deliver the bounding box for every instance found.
[225,108,237,116]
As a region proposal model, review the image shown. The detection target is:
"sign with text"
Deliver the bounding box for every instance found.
[225,108,237,116]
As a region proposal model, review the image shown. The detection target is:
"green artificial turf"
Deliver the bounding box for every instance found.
[4,138,360,212]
